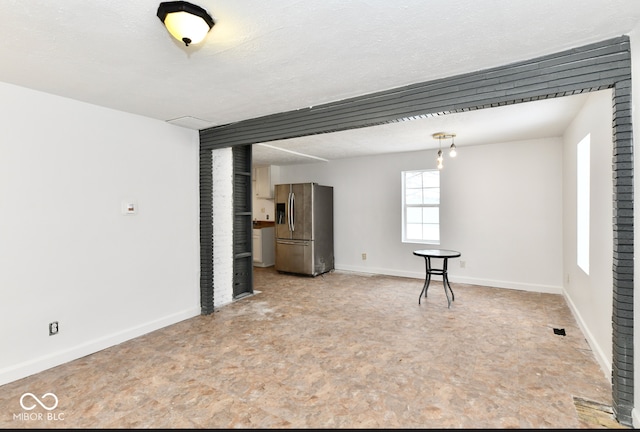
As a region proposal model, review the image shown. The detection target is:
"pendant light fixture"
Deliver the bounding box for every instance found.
[449,136,457,157]
[432,132,457,169]
[157,1,215,47]
[436,137,444,170]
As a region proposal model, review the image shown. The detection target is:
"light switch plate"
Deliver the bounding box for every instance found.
[122,201,137,215]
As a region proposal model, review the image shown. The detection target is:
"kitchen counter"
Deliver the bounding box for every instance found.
[253,221,275,229]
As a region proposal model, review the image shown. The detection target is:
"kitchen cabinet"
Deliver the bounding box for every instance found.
[253,226,275,267]
[254,165,273,198]
[254,165,281,199]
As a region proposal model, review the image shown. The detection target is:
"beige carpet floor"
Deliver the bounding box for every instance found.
[0,267,622,428]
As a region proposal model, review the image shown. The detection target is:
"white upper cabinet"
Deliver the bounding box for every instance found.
[254,165,280,199]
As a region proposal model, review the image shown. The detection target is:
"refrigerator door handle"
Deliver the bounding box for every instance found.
[290,192,295,232]
[287,192,292,231]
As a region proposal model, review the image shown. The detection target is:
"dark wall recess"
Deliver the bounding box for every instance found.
[198,36,633,425]
[232,145,254,299]
[199,147,214,315]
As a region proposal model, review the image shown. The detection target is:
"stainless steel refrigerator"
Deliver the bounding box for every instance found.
[275,182,334,276]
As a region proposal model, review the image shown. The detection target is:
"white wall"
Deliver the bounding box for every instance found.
[562,89,614,380]
[276,136,564,292]
[253,196,276,222]
[0,82,201,386]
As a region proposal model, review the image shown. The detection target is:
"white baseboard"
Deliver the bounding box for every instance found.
[562,291,612,382]
[0,307,200,387]
[334,264,563,294]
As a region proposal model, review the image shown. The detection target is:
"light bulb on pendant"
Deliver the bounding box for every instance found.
[449,137,457,158]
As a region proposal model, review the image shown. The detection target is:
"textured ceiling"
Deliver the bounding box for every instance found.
[1,1,639,164]
[252,92,595,165]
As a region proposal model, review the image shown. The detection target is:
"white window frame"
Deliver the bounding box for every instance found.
[401,169,440,244]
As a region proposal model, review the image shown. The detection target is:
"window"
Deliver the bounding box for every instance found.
[402,169,440,244]
[577,134,590,274]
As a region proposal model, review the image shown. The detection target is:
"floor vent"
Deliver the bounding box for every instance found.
[573,396,628,429]
[553,328,566,336]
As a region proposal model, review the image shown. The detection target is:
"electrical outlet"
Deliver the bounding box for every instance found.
[49,321,59,336]
[460,260,466,268]
[362,253,367,260]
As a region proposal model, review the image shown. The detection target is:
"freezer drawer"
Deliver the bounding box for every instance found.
[275,239,314,275]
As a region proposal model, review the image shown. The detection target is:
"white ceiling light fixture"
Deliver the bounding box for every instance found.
[432,132,457,169]
[157,1,215,47]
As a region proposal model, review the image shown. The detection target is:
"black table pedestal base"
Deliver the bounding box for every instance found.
[414,249,461,308]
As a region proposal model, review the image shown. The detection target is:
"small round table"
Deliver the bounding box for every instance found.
[413,249,461,308]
